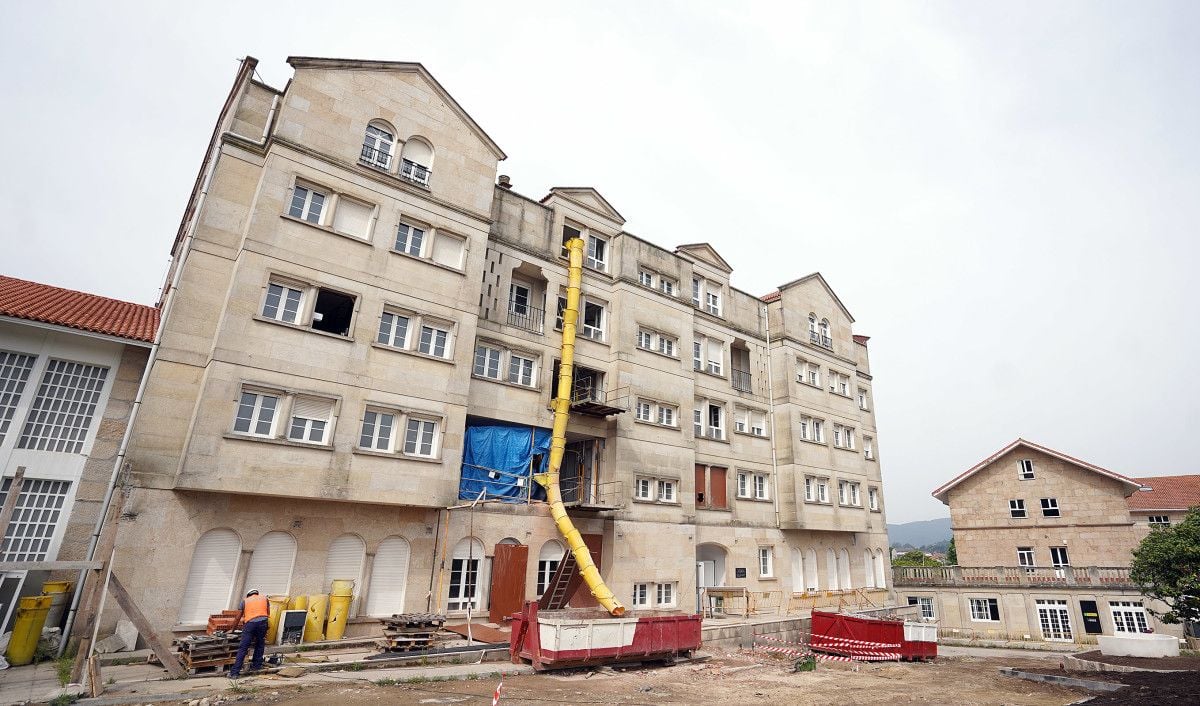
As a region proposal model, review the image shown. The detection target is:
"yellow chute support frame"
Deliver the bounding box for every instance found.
[534,237,626,617]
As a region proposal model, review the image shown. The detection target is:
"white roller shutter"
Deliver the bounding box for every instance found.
[244,531,296,597]
[323,534,366,592]
[178,529,241,624]
[291,396,333,423]
[431,235,464,268]
[332,199,373,239]
[365,536,411,617]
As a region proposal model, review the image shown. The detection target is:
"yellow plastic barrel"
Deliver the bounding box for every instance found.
[41,580,73,630]
[330,579,355,596]
[303,594,328,642]
[288,594,308,611]
[325,593,352,640]
[266,595,288,644]
[6,596,53,666]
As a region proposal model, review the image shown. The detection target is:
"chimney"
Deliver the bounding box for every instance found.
[498,175,512,189]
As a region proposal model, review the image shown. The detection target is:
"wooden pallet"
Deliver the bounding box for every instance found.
[380,633,435,652]
[174,632,241,673]
[382,612,445,630]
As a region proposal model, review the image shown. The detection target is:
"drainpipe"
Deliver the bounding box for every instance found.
[763,304,781,529]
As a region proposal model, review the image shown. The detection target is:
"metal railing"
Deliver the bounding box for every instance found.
[809,331,832,349]
[506,302,544,334]
[400,159,431,185]
[731,368,752,392]
[561,477,625,508]
[892,565,1134,588]
[359,144,392,169]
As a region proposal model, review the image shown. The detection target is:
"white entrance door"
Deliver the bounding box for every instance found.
[1037,600,1073,641]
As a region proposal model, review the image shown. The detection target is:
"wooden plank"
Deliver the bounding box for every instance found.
[106,573,187,679]
[69,485,129,684]
[0,467,27,546]
[0,560,103,571]
[87,654,104,698]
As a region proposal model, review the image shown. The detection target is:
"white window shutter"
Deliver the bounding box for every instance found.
[292,396,333,422]
[365,536,411,617]
[323,534,366,592]
[178,529,241,624]
[244,531,297,597]
[431,235,464,268]
[332,199,373,238]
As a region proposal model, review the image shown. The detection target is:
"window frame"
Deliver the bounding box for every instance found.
[288,182,327,224]
[1018,459,1035,480]
[472,341,539,388]
[1009,499,1027,518]
[758,546,774,578]
[375,306,456,360]
[1148,515,1170,527]
[693,400,726,440]
[908,596,935,619]
[232,387,282,439]
[1040,497,1061,518]
[969,598,1001,622]
[402,415,441,458]
[286,395,337,445]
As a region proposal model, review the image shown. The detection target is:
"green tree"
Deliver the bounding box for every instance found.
[1129,506,1200,625]
[892,549,942,567]
[946,537,957,566]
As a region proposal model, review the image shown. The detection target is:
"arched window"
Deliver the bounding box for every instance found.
[361,120,395,169]
[244,531,297,597]
[874,549,887,589]
[447,537,485,612]
[365,536,411,617]
[537,540,564,597]
[324,534,366,594]
[820,319,831,339]
[808,314,818,334]
[178,529,241,624]
[805,548,819,591]
[400,136,434,185]
[838,548,852,589]
[863,549,876,588]
[826,549,839,591]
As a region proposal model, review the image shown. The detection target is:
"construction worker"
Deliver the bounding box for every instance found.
[229,589,270,678]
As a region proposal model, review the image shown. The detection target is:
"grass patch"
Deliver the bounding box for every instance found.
[374,677,398,686]
[344,662,365,672]
[55,655,73,686]
[227,682,257,694]
[49,695,79,706]
[402,675,430,684]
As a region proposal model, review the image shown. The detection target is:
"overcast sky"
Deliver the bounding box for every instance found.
[2,2,1197,523]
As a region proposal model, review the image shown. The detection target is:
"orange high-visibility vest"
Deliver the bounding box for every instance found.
[243,595,269,621]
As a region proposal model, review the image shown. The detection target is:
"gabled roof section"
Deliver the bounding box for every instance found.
[675,243,733,274]
[286,56,506,160]
[769,272,855,323]
[1127,475,1200,512]
[932,438,1143,504]
[0,275,159,344]
[541,187,625,225]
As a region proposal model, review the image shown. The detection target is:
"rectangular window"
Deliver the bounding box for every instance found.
[632,583,650,607]
[1040,497,1061,517]
[508,354,536,387]
[377,310,411,348]
[659,277,677,296]
[403,418,439,457]
[658,335,677,357]
[907,596,935,619]
[657,405,676,427]
[691,278,701,308]
[1018,459,1035,480]
[638,270,654,287]
[310,288,356,336]
[829,372,850,396]
[287,396,334,444]
[858,388,869,410]
[233,389,279,437]
[656,581,676,607]
[695,464,728,509]
[395,222,425,256]
[536,556,560,597]
[868,487,879,511]
[634,477,653,500]
[0,478,71,562]
[289,185,325,223]
[705,291,721,316]
[737,472,749,498]
[657,480,676,503]
[0,351,37,445]
[849,482,860,506]
[969,598,1001,622]
[1110,601,1150,634]
[263,281,305,324]
[17,359,109,453]
[637,330,653,350]
[1009,499,1026,518]
[331,198,374,239]
[1050,546,1070,567]
[418,324,452,358]
[706,403,724,439]
[754,474,768,500]
[474,345,502,379]
[581,300,606,341]
[817,478,829,503]
[636,400,652,421]
[430,233,465,269]
[585,234,607,271]
[1148,515,1170,527]
[560,223,582,258]
[812,419,824,443]
[804,477,814,502]
[758,547,774,577]
[838,480,849,505]
[864,436,875,460]
[797,359,821,387]
[1017,547,1035,568]
[1036,599,1073,641]
[359,409,395,451]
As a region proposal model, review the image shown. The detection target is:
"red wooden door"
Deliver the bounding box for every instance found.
[489,543,528,623]
[710,467,728,509]
[568,534,605,608]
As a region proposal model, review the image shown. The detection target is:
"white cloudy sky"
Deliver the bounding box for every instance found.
[2,2,1197,522]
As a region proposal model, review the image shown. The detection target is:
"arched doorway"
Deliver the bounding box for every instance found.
[695,543,728,613]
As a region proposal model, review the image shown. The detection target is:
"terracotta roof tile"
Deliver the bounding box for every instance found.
[1127,475,1200,511]
[0,275,159,343]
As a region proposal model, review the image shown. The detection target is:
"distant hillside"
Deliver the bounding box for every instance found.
[887,517,952,548]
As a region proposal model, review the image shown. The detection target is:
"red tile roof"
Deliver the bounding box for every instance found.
[1127,475,1200,511]
[760,291,782,303]
[853,334,870,345]
[0,275,159,343]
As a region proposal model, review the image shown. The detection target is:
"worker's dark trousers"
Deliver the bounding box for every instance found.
[231,618,269,676]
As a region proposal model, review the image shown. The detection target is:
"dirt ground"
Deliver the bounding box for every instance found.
[1073,649,1200,671]
[150,651,1094,706]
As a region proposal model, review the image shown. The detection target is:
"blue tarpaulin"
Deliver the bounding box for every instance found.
[458,424,552,502]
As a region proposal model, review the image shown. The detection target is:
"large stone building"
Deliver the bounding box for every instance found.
[895,438,1198,643]
[0,275,157,630]
[104,56,892,640]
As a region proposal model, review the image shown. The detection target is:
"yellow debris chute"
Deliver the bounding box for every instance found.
[533,237,626,617]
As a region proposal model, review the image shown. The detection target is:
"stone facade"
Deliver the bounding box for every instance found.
[105,57,894,640]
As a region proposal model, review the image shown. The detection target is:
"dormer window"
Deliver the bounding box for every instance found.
[399,136,433,186]
[808,314,832,348]
[360,122,395,169]
[692,277,722,316]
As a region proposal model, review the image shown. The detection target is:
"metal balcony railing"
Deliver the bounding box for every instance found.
[892,565,1135,588]
[400,159,431,185]
[809,331,832,349]
[359,144,392,169]
[731,368,752,392]
[507,302,544,334]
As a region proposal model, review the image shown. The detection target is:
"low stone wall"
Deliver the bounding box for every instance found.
[1062,654,1181,673]
[701,617,811,650]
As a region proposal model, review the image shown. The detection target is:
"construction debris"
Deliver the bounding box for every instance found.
[379,613,444,652]
[173,631,240,673]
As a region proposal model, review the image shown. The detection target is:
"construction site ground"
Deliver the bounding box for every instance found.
[13,645,1147,706]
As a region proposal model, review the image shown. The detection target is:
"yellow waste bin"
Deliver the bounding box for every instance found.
[41,580,73,630]
[267,595,289,644]
[288,594,308,611]
[6,595,53,666]
[326,592,353,640]
[303,594,328,643]
[330,579,355,596]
